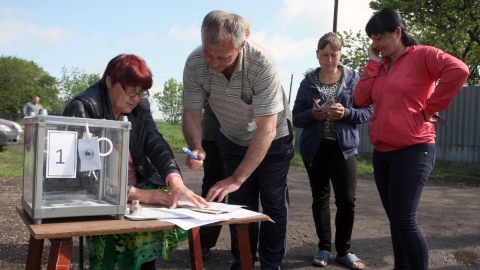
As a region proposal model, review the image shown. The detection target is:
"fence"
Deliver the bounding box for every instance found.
[296,86,480,164]
[0,112,23,122]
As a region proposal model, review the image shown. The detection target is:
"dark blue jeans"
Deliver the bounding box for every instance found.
[199,140,225,249]
[303,138,358,257]
[218,131,294,270]
[373,143,435,270]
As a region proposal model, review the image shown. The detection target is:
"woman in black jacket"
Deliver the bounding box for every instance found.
[62,54,208,270]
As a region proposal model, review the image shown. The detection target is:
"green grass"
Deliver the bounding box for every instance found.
[0,144,24,177]
[1,122,478,188]
[157,121,186,151]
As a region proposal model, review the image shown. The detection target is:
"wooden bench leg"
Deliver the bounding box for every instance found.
[236,224,253,270]
[47,238,73,270]
[188,227,203,270]
[26,235,44,270]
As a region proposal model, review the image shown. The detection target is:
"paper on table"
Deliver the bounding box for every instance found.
[155,208,268,230]
[125,207,190,220]
[178,200,245,213]
[124,207,268,230]
[166,217,226,230]
[126,206,250,221]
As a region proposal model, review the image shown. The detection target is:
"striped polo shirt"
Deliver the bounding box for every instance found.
[183,40,291,147]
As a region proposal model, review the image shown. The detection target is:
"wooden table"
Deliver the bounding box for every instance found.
[17,206,269,270]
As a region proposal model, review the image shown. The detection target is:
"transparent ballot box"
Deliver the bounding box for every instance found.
[22,115,131,224]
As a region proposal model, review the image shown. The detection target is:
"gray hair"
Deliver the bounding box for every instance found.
[201,10,248,49]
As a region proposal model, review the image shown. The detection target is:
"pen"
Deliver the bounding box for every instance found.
[182,147,200,160]
[191,208,225,214]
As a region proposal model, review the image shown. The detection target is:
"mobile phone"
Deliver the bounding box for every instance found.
[313,98,320,108]
[319,98,335,111]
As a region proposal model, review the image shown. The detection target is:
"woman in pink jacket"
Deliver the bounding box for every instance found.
[353,8,469,270]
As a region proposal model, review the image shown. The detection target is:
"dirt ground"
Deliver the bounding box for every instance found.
[1,150,479,269]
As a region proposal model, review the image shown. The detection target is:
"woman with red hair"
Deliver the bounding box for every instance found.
[63,54,208,270]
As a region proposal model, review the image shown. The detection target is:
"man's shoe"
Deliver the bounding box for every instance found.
[201,247,211,261]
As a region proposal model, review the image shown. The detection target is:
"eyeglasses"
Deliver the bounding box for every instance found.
[121,84,150,98]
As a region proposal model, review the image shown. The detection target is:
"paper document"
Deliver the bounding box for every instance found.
[125,208,190,220]
[124,202,266,230]
[178,200,245,213]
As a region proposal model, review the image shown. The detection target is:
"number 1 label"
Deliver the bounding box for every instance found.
[46,131,78,178]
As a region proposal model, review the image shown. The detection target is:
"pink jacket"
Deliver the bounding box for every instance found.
[354,45,469,152]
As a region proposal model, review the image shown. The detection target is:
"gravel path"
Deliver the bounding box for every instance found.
[2,152,479,269]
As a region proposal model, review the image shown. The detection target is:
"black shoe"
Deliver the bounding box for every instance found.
[201,247,211,261]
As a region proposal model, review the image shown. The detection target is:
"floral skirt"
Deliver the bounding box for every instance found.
[87,182,188,270]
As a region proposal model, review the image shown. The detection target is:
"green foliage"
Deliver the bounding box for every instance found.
[338,30,370,73]
[156,121,186,151]
[0,56,59,113]
[153,78,183,124]
[303,67,314,77]
[369,0,480,85]
[290,151,304,167]
[357,154,375,175]
[58,66,101,101]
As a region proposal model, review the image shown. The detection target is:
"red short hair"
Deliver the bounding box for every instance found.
[100,54,153,90]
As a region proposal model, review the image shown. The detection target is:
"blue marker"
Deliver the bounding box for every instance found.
[182,147,200,160]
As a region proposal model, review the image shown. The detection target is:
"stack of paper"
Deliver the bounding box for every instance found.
[125,200,266,230]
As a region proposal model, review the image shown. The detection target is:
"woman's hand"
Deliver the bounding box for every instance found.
[327,103,345,120]
[168,176,209,209]
[312,99,329,120]
[128,186,172,207]
[423,110,441,123]
[368,44,383,63]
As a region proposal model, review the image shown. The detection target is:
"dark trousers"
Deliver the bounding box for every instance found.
[199,140,225,248]
[218,131,294,270]
[303,139,357,257]
[373,143,435,270]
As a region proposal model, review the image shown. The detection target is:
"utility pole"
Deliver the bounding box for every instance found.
[333,0,339,33]
[288,74,293,105]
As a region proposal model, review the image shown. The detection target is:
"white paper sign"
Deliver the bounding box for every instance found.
[78,137,101,172]
[46,130,78,178]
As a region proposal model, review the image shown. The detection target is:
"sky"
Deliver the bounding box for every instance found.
[0,0,374,119]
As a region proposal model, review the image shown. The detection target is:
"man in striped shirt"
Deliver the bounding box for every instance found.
[182,10,294,270]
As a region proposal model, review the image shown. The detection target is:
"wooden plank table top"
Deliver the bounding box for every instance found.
[16,205,269,270]
[17,206,269,239]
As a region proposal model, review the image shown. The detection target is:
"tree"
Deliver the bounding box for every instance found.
[58,66,100,101]
[303,30,369,76]
[153,78,183,124]
[338,30,370,73]
[369,0,480,85]
[0,56,58,113]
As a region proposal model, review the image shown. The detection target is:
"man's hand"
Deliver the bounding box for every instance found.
[205,176,243,202]
[185,149,205,170]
